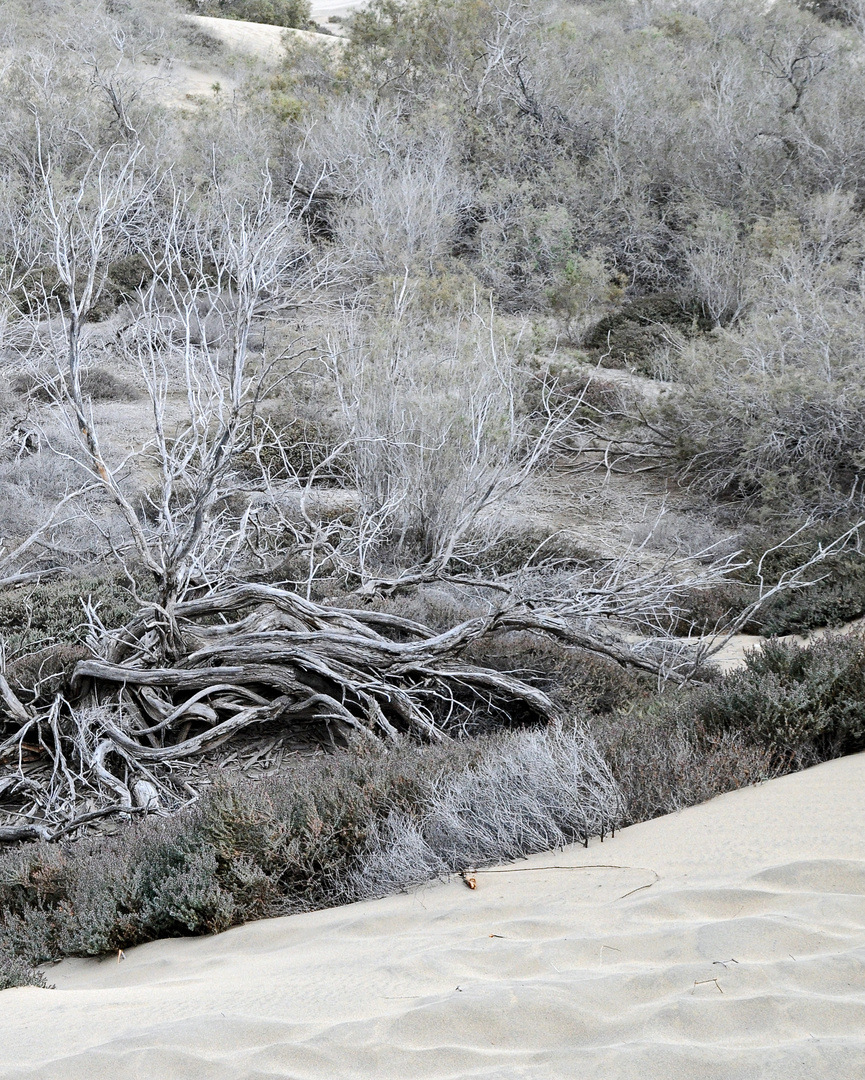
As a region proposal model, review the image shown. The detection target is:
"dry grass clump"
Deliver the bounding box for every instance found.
[347,725,619,899]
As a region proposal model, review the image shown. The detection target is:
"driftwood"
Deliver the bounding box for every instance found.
[73,582,561,746]
[0,582,566,840]
[1,565,710,841]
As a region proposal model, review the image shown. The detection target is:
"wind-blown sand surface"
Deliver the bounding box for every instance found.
[3,753,865,1079]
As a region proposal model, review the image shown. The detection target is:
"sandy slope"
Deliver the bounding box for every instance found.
[2,753,865,1079]
[191,13,347,58]
[150,7,360,106]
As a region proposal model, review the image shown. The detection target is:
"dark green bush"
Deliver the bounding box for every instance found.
[190,0,312,29]
[78,368,142,402]
[11,255,152,322]
[104,254,153,302]
[237,414,347,484]
[593,708,780,827]
[695,636,865,754]
[468,630,650,717]
[5,644,91,704]
[583,294,711,373]
[0,575,137,662]
[0,954,49,991]
[798,0,862,24]
[591,637,865,823]
[675,522,865,637]
[13,368,141,404]
[739,526,865,635]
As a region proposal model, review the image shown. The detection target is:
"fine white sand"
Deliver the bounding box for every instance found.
[3,753,865,1079]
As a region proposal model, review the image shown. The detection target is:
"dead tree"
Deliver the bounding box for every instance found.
[1,147,860,843]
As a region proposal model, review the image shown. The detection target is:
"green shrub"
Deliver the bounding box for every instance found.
[0,954,49,991]
[13,368,141,404]
[695,636,865,754]
[593,708,780,826]
[238,414,347,484]
[547,250,624,344]
[468,630,650,717]
[10,255,152,322]
[5,644,91,704]
[592,637,865,823]
[0,575,137,664]
[79,368,141,401]
[675,522,865,637]
[738,524,865,635]
[798,0,862,24]
[583,294,711,373]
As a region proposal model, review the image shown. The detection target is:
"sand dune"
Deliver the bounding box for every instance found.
[150,7,360,107]
[191,12,348,59]
[3,752,864,1079]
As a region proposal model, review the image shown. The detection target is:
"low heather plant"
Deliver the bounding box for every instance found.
[0,724,620,988]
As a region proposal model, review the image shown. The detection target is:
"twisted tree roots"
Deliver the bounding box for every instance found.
[1,583,574,839]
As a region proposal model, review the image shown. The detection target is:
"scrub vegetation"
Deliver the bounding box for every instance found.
[2,0,865,987]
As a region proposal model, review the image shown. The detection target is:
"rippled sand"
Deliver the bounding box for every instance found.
[3,753,864,1079]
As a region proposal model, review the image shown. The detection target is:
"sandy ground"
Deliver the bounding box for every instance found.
[146,5,361,106]
[707,616,865,672]
[191,13,347,58]
[2,752,864,1079]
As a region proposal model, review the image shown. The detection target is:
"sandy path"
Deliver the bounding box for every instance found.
[703,615,865,672]
[3,752,864,1079]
